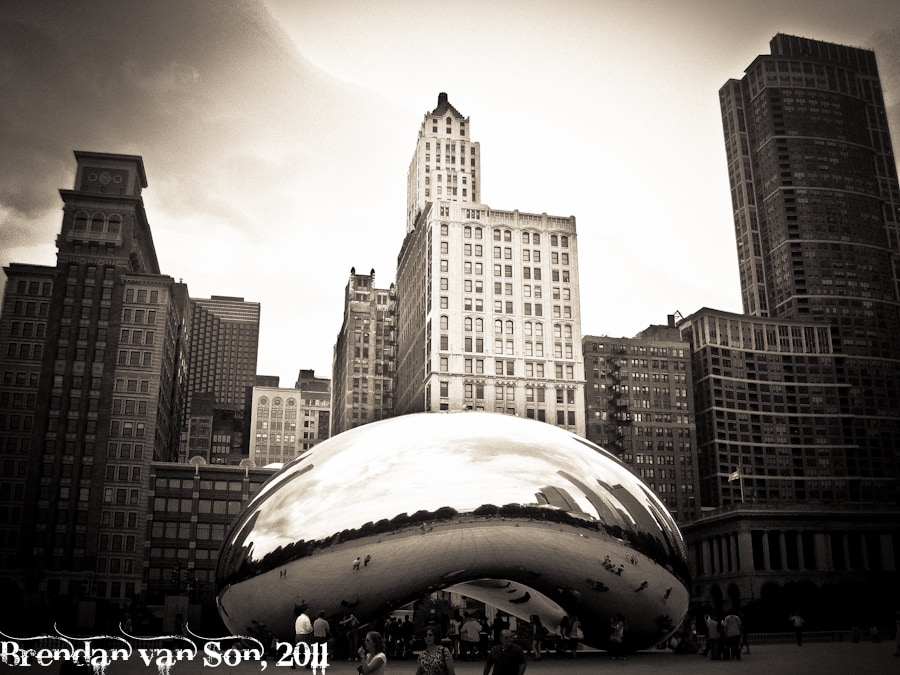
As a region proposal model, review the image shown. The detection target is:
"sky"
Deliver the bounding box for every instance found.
[2,0,899,384]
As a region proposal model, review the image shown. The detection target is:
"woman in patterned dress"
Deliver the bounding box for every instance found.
[415,627,456,675]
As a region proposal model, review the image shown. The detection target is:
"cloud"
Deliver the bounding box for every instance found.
[0,0,415,378]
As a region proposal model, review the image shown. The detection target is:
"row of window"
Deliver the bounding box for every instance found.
[98,533,136,551]
[8,300,50,317]
[111,399,149,416]
[64,284,113,301]
[72,213,122,234]
[101,510,138,528]
[120,329,155,345]
[1,371,39,387]
[96,557,135,574]
[124,288,160,304]
[5,342,43,360]
[122,308,157,325]
[102,488,140,504]
[155,478,249,491]
[11,280,52,296]
[114,378,152,393]
[443,381,581,402]
[109,420,147,437]
[105,464,142,483]
[153,497,243,515]
[151,521,227,541]
[7,321,46,338]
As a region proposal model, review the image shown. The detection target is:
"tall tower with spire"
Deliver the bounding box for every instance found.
[405,92,482,233]
[395,94,585,435]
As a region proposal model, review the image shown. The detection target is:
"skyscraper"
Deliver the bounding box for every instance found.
[583,320,700,523]
[395,94,585,434]
[679,35,900,622]
[185,295,259,415]
[182,295,259,461]
[331,268,397,435]
[719,34,900,502]
[0,152,190,618]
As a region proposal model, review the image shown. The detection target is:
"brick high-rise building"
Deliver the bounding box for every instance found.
[0,152,190,623]
[331,268,397,435]
[395,94,585,434]
[583,320,700,523]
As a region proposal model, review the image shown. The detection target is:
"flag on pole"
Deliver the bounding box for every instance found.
[728,469,741,482]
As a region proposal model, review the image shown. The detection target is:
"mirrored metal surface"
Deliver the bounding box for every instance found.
[216,412,690,651]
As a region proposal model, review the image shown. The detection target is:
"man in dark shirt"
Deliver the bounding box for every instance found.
[483,629,527,675]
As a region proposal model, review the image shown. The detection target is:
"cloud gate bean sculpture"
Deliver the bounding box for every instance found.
[216,412,690,652]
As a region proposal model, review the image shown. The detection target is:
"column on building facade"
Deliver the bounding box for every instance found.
[881,534,896,571]
[737,530,753,572]
[725,534,734,572]
[857,532,872,572]
[842,532,851,570]
[814,532,831,571]
[731,533,739,571]
[796,530,805,570]
[778,530,787,570]
[704,538,715,576]
[761,530,771,571]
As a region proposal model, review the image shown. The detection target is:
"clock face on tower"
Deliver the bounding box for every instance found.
[81,167,127,193]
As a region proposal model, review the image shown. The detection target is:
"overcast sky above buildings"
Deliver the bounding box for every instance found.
[2,0,899,384]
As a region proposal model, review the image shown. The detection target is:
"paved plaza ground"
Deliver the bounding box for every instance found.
[1,641,896,674]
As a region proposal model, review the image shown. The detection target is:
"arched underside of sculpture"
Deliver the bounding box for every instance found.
[216,412,691,651]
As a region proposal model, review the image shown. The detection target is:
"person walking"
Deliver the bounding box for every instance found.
[722,612,742,661]
[340,612,361,661]
[312,610,331,650]
[416,627,455,675]
[789,612,805,646]
[893,609,900,656]
[293,604,313,670]
[739,612,750,654]
[483,629,526,675]
[528,615,545,660]
[460,616,482,661]
[609,613,626,661]
[702,613,720,660]
[567,615,583,658]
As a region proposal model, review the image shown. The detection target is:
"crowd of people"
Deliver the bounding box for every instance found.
[288,605,634,674]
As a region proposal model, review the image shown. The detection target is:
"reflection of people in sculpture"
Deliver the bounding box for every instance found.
[415,627,456,675]
[358,631,387,674]
[483,629,526,675]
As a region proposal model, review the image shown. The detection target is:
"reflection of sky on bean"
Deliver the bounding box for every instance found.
[237,413,663,561]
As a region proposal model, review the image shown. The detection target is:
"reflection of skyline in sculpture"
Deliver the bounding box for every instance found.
[216,412,690,651]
